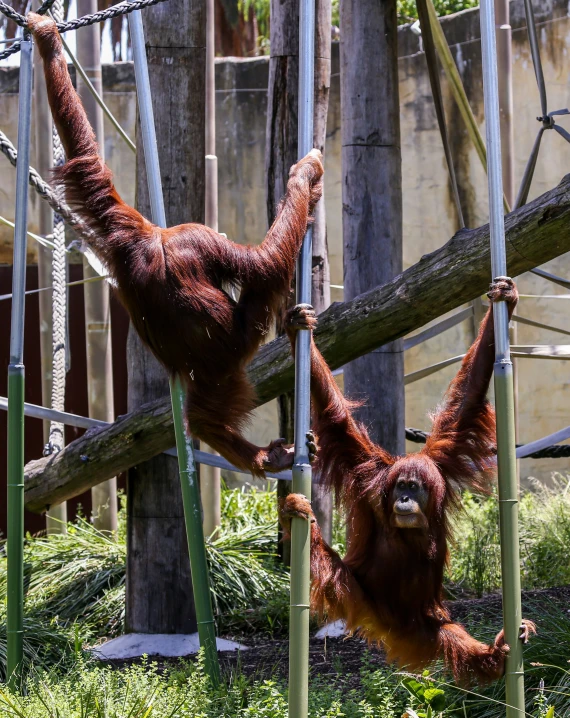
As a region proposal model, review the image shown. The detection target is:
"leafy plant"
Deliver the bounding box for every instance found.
[402,671,447,718]
[447,476,570,597]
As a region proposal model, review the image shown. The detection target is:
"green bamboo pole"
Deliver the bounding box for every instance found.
[494,368,525,716]
[479,0,526,713]
[7,36,34,691]
[127,9,220,687]
[7,369,24,690]
[288,0,316,715]
[425,0,511,213]
[171,378,220,684]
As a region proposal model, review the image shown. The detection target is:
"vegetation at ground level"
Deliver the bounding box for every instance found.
[0,476,568,714]
[0,636,567,717]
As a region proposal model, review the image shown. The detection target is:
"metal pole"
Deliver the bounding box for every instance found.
[200,0,222,538]
[128,9,220,687]
[7,36,33,691]
[479,1,525,716]
[494,0,520,482]
[288,0,315,715]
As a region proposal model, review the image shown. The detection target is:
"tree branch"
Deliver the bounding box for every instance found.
[24,174,570,512]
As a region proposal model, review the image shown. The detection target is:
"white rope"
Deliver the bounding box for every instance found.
[44,0,67,456]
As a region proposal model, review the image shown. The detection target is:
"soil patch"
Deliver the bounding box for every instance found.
[98,585,570,687]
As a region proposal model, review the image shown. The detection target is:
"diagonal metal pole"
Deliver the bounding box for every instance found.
[288,0,315,715]
[7,36,33,691]
[127,9,220,687]
[479,0,526,715]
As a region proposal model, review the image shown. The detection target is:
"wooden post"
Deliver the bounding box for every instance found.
[266,0,299,563]
[75,0,118,534]
[33,36,68,534]
[266,0,333,551]
[340,0,404,454]
[310,0,332,541]
[125,0,205,634]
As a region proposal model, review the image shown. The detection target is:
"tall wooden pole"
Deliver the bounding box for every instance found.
[125,0,204,634]
[266,0,299,564]
[33,33,67,534]
[75,0,118,534]
[310,0,332,540]
[200,0,222,537]
[340,0,404,455]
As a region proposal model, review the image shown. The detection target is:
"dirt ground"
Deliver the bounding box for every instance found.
[99,585,570,687]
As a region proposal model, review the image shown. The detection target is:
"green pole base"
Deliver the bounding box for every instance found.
[7,364,25,691]
[170,377,221,688]
[494,361,525,718]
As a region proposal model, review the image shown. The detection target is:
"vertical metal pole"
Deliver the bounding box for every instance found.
[200,0,222,538]
[7,37,33,691]
[128,10,220,687]
[494,0,520,482]
[288,0,315,715]
[479,1,525,716]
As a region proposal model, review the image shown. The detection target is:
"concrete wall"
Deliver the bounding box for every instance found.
[1,0,569,483]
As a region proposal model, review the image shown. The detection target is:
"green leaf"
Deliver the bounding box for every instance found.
[423,687,445,710]
[402,677,425,700]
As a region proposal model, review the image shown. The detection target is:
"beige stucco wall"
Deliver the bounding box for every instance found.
[1,0,569,483]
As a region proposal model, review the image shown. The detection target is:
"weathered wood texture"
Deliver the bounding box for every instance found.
[23,175,570,511]
[310,0,333,542]
[340,0,404,454]
[266,0,299,564]
[124,0,205,634]
[76,0,118,534]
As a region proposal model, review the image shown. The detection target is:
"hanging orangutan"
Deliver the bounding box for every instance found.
[28,12,323,475]
[280,278,535,685]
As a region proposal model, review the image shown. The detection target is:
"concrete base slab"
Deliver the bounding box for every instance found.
[93,633,248,660]
[315,620,348,639]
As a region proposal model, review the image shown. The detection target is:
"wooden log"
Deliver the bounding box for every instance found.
[23,174,570,512]
[340,0,404,455]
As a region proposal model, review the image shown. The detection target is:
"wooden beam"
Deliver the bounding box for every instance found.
[340,0,404,454]
[24,174,570,512]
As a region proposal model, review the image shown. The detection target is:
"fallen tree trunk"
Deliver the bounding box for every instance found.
[24,175,570,512]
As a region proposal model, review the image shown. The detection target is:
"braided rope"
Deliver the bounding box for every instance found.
[0,0,170,61]
[405,427,429,444]
[0,129,95,241]
[405,427,570,459]
[45,0,67,455]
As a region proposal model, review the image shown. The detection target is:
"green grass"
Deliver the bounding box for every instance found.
[0,654,410,718]
[1,480,570,715]
[0,641,567,717]
[447,474,570,597]
[0,485,287,679]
